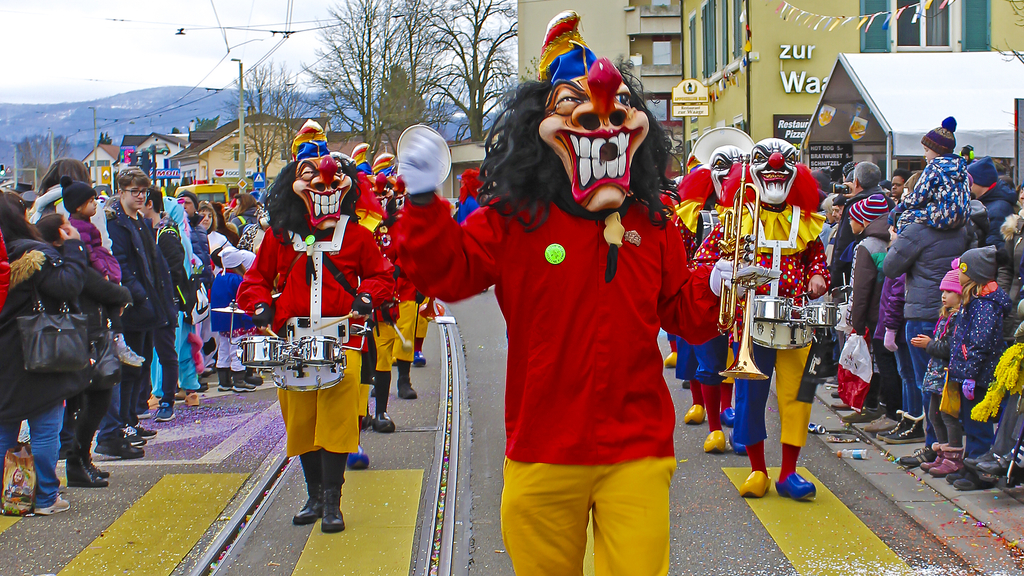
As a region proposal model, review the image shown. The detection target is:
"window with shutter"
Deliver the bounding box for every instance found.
[689,13,698,78]
[721,0,729,66]
[860,0,890,52]
[962,0,990,52]
[702,1,717,77]
[733,0,744,58]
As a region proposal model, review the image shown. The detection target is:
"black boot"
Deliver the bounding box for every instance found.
[292,483,323,525]
[321,486,345,533]
[374,370,392,413]
[217,368,232,392]
[396,360,417,399]
[83,452,110,479]
[66,456,108,488]
[244,368,263,386]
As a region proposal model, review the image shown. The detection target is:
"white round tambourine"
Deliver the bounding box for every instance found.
[396,124,452,189]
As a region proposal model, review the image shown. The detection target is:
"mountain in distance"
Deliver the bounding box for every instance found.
[0,86,238,163]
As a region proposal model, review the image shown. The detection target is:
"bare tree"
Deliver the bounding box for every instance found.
[230,63,312,173]
[16,135,71,186]
[429,0,518,141]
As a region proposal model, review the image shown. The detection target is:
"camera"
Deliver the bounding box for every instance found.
[830,182,850,195]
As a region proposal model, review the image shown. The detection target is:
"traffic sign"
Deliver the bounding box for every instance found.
[238,179,247,190]
[215,168,225,177]
[252,172,266,190]
[155,169,181,179]
[673,104,709,117]
[101,167,112,185]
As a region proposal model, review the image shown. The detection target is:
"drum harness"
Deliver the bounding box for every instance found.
[754,204,801,298]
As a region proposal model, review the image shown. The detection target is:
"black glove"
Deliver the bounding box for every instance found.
[351,292,374,317]
[253,303,274,327]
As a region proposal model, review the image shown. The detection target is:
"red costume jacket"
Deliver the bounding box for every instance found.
[0,229,9,311]
[377,226,418,302]
[394,196,721,466]
[237,220,394,331]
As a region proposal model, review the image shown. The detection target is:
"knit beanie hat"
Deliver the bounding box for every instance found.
[177,189,200,212]
[959,246,997,284]
[922,117,957,155]
[848,193,889,225]
[966,157,998,188]
[939,269,962,294]
[60,175,97,214]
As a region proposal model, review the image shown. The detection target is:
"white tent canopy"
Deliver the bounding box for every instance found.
[805,52,1024,160]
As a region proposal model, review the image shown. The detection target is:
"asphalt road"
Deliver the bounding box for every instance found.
[450,290,977,576]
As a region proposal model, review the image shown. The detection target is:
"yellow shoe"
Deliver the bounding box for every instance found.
[663,351,677,368]
[683,404,706,425]
[703,430,726,454]
[738,471,771,498]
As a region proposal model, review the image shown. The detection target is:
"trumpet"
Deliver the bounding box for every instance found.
[717,155,768,381]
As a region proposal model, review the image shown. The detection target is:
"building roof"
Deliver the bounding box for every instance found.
[120,135,149,147]
[806,52,1024,158]
[81,144,121,162]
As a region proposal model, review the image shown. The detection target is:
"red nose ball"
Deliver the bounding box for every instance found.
[768,152,785,169]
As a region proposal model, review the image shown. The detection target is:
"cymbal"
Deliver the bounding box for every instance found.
[211,306,249,314]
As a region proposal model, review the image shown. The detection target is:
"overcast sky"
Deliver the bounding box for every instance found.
[2,1,330,104]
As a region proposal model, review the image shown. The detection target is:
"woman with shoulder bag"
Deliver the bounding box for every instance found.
[37,214,132,488]
[0,193,89,515]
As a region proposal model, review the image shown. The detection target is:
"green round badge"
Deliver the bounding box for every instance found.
[304,235,316,246]
[545,243,566,265]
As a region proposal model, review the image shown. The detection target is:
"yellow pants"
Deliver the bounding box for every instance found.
[278,350,362,456]
[501,457,676,576]
[414,307,430,339]
[375,301,418,369]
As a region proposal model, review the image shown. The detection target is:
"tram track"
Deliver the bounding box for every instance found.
[186,315,468,576]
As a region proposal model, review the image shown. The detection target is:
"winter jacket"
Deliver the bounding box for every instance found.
[79,266,132,340]
[106,201,177,331]
[876,273,906,337]
[0,229,9,311]
[830,185,894,288]
[211,272,254,333]
[895,154,971,233]
[156,220,196,314]
[0,239,90,424]
[228,208,259,236]
[978,179,1018,250]
[69,215,121,283]
[883,222,970,321]
[455,197,479,224]
[999,213,1024,341]
[189,214,214,290]
[31,185,113,250]
[922,312,957,394]
[850,216,889,335]
[948,287,1011,391]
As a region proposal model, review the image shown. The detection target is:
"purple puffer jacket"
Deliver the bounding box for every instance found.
[69,216,121,283]
[876,273,906,337]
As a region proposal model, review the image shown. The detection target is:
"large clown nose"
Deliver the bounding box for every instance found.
[768,152,785,169]
[586,57,622,117]
[319,155,338,182]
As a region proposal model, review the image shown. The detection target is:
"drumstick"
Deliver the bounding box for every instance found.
[395,327,413,352]
[317,313,356,331]
[262,327,280,339]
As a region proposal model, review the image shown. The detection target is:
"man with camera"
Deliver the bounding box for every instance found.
[829,162,895,289]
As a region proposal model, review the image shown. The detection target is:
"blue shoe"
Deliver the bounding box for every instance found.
[721,407,735,428]
[154,403,175,423]
[730,432,746,455]
[413,351,426,367]
[347,446,370,470]
[775,473,817,501]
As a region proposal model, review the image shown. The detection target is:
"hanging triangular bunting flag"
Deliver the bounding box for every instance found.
[856,15,869,29]
[895,6,907,19]
[864,13,878,32]
[912,5,921,23]
[776,1,786,14]
[924,0,934,8]
[881,13,892,30]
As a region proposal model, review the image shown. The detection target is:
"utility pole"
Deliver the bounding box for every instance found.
[13,146,18,189]
[89,106,97,184]
[49,129,54,165]
[232,58,246,191]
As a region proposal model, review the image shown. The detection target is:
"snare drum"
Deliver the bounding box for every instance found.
[298,336,343,366]
[239,336,288,367]
[752,296,794,322]
[272,365,344,392]
[751,321,813,350]
[802,302,838,327]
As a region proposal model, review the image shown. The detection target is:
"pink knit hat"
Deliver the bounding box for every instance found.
[940,259,962,293]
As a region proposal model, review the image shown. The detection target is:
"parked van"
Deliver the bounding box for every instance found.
[177,183,229,205]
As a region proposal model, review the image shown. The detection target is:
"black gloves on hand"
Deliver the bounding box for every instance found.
[351,292,374,317]
[253,303,274,327]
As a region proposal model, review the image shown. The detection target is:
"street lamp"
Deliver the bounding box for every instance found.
[231,58,246,192]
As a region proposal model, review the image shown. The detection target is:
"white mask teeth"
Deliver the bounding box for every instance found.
[573,131,629,189]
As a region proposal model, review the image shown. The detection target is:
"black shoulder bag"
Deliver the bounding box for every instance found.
[17,284,91,373]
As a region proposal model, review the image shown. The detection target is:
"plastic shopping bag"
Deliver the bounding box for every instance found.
[838,333,872,411]
[835,302,853,335]
[2,443,36,516]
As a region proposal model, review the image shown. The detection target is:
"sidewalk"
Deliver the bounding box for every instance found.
[810,381,1024,575]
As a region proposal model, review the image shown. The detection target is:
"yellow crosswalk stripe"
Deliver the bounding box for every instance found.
[0,515,19,535]
[292,469,423,576]
[59,473,246,576]
[724,467,912,576]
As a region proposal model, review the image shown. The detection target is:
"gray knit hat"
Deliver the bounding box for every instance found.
[959,246,997,284]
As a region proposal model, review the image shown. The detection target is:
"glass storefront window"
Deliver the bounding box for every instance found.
[896,0,950,49]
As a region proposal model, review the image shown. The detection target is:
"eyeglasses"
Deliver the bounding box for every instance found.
[123,188,147,198]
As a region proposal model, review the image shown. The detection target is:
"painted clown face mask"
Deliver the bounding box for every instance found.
[709,145,746,201]
[293,154,352,229]
[750,138,799,205]
[539,59,650,212]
